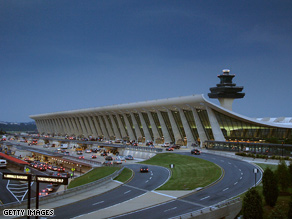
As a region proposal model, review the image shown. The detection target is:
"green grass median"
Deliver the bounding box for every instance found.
[68,166,121,189]
[139,153,222,190]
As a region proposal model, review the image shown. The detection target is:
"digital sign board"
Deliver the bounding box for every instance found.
[2,173,32,181]
[36,176,68,185]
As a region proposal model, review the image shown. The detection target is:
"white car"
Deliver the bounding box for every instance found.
[85,149,92,153]
[161,143,170,147]
[116,156,125,161]
[113,159,122,164]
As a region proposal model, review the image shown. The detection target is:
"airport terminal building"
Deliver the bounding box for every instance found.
[30,70,292,147]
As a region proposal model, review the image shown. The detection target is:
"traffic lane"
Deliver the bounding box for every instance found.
[53,165,169,218]
[181,152,261,205]
[114,152,262,219]
[125,164,170,191]
[113,199,203,219]
[53,186,145,219]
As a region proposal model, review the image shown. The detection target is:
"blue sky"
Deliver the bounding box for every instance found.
[1,0,292,122]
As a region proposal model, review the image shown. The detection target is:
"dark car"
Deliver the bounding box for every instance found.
[105,156,113,161]
[140,166,149,173]
[46,184,54,192]
[92,155,97,159]
[125,155,134,160]
[171,144,181,149]
[58,166,65,172]
[191,149,201,155]
[100,152,108,156]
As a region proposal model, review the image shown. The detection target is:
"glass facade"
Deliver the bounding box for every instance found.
[184,110,200,143]
[196,109,214,140]
[214,110,292,141]
[151,112,163,138]
[141,112,154,140]
[171,110,185,139]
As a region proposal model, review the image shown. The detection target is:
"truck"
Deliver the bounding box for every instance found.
[0,159,7,168]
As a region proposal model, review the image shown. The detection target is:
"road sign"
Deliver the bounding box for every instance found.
[25,167,30,173]
[2,172,32,181]
[71,168,75,171]
[35,175,68,185]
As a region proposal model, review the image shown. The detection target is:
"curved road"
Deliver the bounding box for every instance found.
[52,164,170,219]
[112,152,262,219]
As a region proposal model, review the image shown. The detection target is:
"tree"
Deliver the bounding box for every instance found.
[289,162,292,187]
[243,187,263,219]
[262,167,278,207]
[288,195,292,219]
[277,160,289,192]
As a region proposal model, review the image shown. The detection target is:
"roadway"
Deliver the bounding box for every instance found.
[44,152,261,219]
[50,164,170,219]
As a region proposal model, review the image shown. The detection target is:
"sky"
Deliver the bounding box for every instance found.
[1,0,292,122]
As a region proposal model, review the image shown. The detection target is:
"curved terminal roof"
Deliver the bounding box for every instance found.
[30,94,292,129]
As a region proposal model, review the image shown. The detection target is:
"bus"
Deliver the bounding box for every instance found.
[0,159,7,168]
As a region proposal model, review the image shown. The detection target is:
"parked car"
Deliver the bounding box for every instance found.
[116,156,125,161]
[166,147,174,151]
[140,166,149,173]
[171,144,181,149]
[105,156,113,161]
[161,143,170,147]
[91,148,101,153]
[100,152,108,156]
[103,160,112,166]
[77,151,83,155]
[91,155,97,159]
[113,159,122,164]
[191,149,201,155]
[125,155,134,160]
[85,149,92,153]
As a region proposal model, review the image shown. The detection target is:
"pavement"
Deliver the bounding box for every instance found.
[1,147,283,219]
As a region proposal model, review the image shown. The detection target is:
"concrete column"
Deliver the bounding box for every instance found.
[56,118,64,135]
[34,120,42,134]
[79,115,90,138]
[206,106,225,141]
[42,120,49,134]
[137,112,152,142]
[98,115,110,139]
[146,111,160,142]
[109,114,122,139]
[166,109,182,143]
[50,119,57,134]
[73,117,82,136]
[71,117,81,136]
[103,115,114,138]
[63,117,71,135]
[92,115,104,137]
[83,116,94,136]
[87,116,99,138]
[129,112,142,141]
[178,107,195,147]
[155,109,172,144]
[191,107,208,146]
[116,114,127,139]
[122,113,136,141]
[69,117,78,136]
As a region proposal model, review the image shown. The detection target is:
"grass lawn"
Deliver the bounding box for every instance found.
[254,163,278,172]
[139,153,222,190]
[68,166,121,189]
[114,167,133,183]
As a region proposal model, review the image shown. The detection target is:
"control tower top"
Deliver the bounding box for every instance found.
[208,69,245,110]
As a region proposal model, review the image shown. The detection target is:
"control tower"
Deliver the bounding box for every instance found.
[208,69,245,111]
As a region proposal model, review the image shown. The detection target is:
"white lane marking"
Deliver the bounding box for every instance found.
[145,180,149,183]
[228,162,231,165]
[220,160,224,162]
[239,169,241,172]
[164,207,177,212]
[223,188,229,192]
[92,201,104,205]
[149,177,152,180]
[234,182,238,185]
[124,190,131,194]
[200,196,210,200]
[151,191,177,199]
[241,172,243,175]
[151,171,153,176]
[240,177,242,180]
